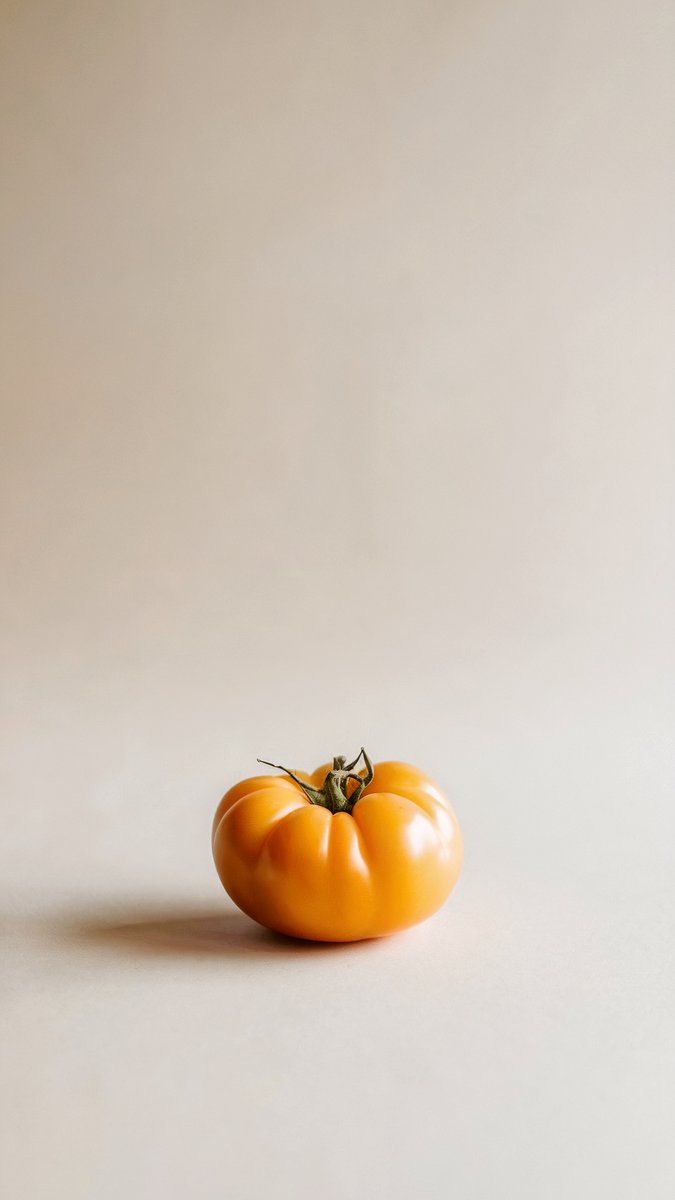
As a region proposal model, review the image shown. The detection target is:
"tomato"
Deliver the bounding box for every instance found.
[212,749,463,942]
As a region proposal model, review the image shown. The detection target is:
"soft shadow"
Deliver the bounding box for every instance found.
[62,906,376,960]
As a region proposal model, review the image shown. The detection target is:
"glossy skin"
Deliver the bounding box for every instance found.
[212,760,463,942]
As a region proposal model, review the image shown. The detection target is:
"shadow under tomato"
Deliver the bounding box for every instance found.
[64,905,380,960]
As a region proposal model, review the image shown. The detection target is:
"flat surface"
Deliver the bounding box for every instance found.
[3,726,675,1200]
[2,2,674,1198]
[3,731,675,1200]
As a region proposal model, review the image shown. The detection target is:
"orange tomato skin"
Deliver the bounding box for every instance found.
[212,761,463,942]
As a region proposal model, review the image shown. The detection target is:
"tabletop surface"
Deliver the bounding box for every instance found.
[4,716,674,1199]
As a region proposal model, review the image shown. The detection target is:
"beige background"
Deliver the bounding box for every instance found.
[2,2,674,1197]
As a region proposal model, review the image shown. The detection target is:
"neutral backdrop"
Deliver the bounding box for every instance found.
[2,2,674,1198]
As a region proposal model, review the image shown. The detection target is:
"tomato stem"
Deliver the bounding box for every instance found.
[256,748,374,814]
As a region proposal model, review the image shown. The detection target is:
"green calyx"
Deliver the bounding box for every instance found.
[257,747,374,815]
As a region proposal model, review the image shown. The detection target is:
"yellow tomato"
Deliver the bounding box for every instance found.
[212,750,463,942]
